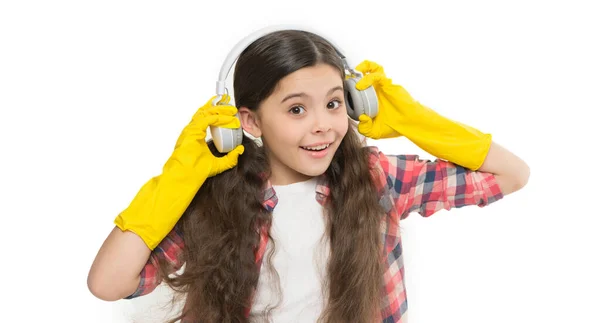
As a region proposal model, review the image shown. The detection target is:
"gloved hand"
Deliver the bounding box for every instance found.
[114,95,245,250]
[355,60,492,170]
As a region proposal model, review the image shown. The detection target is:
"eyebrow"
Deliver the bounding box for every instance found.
[280,85,344,104]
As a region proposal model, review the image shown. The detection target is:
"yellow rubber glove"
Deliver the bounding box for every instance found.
[114,95,245,250]
[355,60,492,170]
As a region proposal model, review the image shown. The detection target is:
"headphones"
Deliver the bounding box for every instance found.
[209,24,379,153]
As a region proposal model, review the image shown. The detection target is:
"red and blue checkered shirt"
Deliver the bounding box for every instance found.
[124,146,504,322]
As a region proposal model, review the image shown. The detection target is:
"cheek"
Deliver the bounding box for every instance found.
[334,116,350,136]
[263,120,301,147]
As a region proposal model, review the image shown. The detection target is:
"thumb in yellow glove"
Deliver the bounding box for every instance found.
[355,60,492,170]
[114,95,245,250]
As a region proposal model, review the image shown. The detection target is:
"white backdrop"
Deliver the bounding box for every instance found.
[1,0,599,322]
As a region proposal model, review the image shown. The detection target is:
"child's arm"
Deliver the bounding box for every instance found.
[477,141,530,195]
[88,96,243,301]
[88,224,185,301]
[87,227,153,301]
[371,147,508,220]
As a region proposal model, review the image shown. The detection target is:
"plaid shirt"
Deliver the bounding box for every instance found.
[125,146,504,322]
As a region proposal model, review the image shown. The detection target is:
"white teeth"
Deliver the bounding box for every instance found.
[302,144,329,151]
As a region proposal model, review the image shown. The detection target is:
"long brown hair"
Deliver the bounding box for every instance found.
[159,30,386,323]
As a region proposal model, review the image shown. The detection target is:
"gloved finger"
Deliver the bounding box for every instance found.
[178,115,240,146]
[216,145,245,171]
[357,114,374,135]
[202,114,241,129]
[187,115,240,135]
[355,60,385,75]
[210,94,232,105]
[218,94,231,105]
[355,72,386,91]
[194,105,238,120]
[203,105,238,116]
[175,121,211,148]
[200,95,229,109]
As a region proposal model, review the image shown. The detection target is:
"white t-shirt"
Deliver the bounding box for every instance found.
[250,177,330,322]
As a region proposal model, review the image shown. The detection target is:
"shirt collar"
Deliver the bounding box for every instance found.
[260,173,330,210]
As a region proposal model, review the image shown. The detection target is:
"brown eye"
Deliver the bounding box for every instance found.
[289,106,305,115]
[327,100,342,109]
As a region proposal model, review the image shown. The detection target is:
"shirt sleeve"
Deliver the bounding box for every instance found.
[375,149,504,220]
[124,224,186,299]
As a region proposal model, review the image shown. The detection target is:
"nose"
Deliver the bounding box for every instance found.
[314,123,332,133]
[312,109,333,133]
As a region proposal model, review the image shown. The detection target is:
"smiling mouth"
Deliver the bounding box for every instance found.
[300,143,331,151]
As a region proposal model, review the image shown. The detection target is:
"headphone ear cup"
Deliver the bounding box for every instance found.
[209,110,243,153]
[344,77,379,121]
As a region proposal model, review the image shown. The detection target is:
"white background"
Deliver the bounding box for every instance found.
[1,0,599,322]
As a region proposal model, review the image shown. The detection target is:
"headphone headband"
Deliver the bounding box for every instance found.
[215,24,357,97]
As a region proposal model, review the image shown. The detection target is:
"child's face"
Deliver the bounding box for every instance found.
[253,63,349,185]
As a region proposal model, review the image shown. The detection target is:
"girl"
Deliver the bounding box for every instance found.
[88,29,529,322]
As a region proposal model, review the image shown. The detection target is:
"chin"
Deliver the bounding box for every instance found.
[298,167,329,177]
[296,158,334,177]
